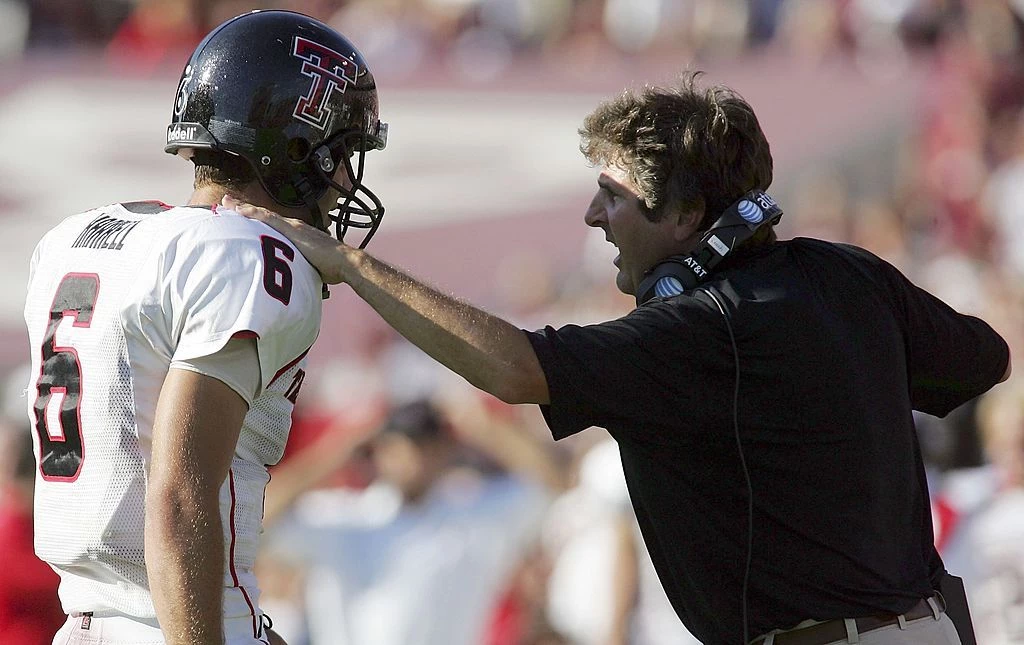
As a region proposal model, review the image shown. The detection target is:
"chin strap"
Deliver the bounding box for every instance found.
[293,175,331,300]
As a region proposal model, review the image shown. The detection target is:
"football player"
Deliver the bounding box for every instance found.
[23,10,386,645]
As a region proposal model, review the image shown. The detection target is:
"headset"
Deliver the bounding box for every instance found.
[635,189,783,306]
[636,189,783,644]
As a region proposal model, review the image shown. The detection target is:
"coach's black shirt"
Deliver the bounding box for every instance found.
[525,238,1009,645]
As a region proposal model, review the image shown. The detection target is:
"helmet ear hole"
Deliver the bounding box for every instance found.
[287,137,312,162]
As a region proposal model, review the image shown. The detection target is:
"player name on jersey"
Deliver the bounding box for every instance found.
[71,214,141,251]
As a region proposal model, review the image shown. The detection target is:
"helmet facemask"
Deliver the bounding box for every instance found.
[310,125,387,249]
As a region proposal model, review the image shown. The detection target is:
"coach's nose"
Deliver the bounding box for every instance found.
[584,190,606,228]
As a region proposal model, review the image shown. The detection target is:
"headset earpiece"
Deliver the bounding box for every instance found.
[635,190,783,306]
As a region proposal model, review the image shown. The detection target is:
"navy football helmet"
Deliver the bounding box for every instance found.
[165,10,388,247]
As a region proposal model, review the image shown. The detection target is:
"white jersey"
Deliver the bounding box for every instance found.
[23,201,322,633]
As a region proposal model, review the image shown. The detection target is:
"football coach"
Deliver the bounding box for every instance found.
[229,72,1010,645]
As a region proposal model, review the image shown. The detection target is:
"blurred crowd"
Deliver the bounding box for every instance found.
[1,0,1021,78]
[3,0,1024,643]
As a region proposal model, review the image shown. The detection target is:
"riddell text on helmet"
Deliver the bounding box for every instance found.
[166,125,196,143]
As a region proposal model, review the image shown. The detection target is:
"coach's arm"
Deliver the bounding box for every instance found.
[226,196,550,405]
[146,368,247,645]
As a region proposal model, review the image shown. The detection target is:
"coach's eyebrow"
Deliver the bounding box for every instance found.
[597,176,626,195]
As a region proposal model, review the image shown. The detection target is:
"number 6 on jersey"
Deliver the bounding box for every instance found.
[32,273,99,481]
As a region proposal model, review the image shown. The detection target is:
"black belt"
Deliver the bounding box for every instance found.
[750,597,943,645]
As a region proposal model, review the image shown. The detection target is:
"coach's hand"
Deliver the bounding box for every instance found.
[222,195,349,284]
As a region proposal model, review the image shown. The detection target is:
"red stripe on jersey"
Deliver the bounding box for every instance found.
[228,469,240,587]
[228,469,260,637]
[232,330,260,340]
[269,346,311,386]
[240,586,260,639]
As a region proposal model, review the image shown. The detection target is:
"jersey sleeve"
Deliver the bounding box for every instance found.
[170,337,261,406]
[882,264,1009,417]
[149,216,322,396]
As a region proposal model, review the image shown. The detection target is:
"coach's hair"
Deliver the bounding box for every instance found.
[192,149,256,192]
[579,71,773,228]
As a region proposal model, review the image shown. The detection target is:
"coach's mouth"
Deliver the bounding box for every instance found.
[606,236,620,267]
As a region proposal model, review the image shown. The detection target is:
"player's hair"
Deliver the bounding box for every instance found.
[192,149,257,192]
[579,71,773,229]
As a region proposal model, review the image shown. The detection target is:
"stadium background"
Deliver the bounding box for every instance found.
[1,1,1023,644]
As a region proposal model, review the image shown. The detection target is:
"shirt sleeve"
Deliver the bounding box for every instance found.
[525,301,714,441]
[157,217,322,396]
[884,265,1009,417]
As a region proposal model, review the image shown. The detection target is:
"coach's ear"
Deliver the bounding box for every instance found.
[670,205,704,245]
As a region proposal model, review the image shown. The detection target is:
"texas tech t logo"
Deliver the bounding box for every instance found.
[292,37,359,130]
